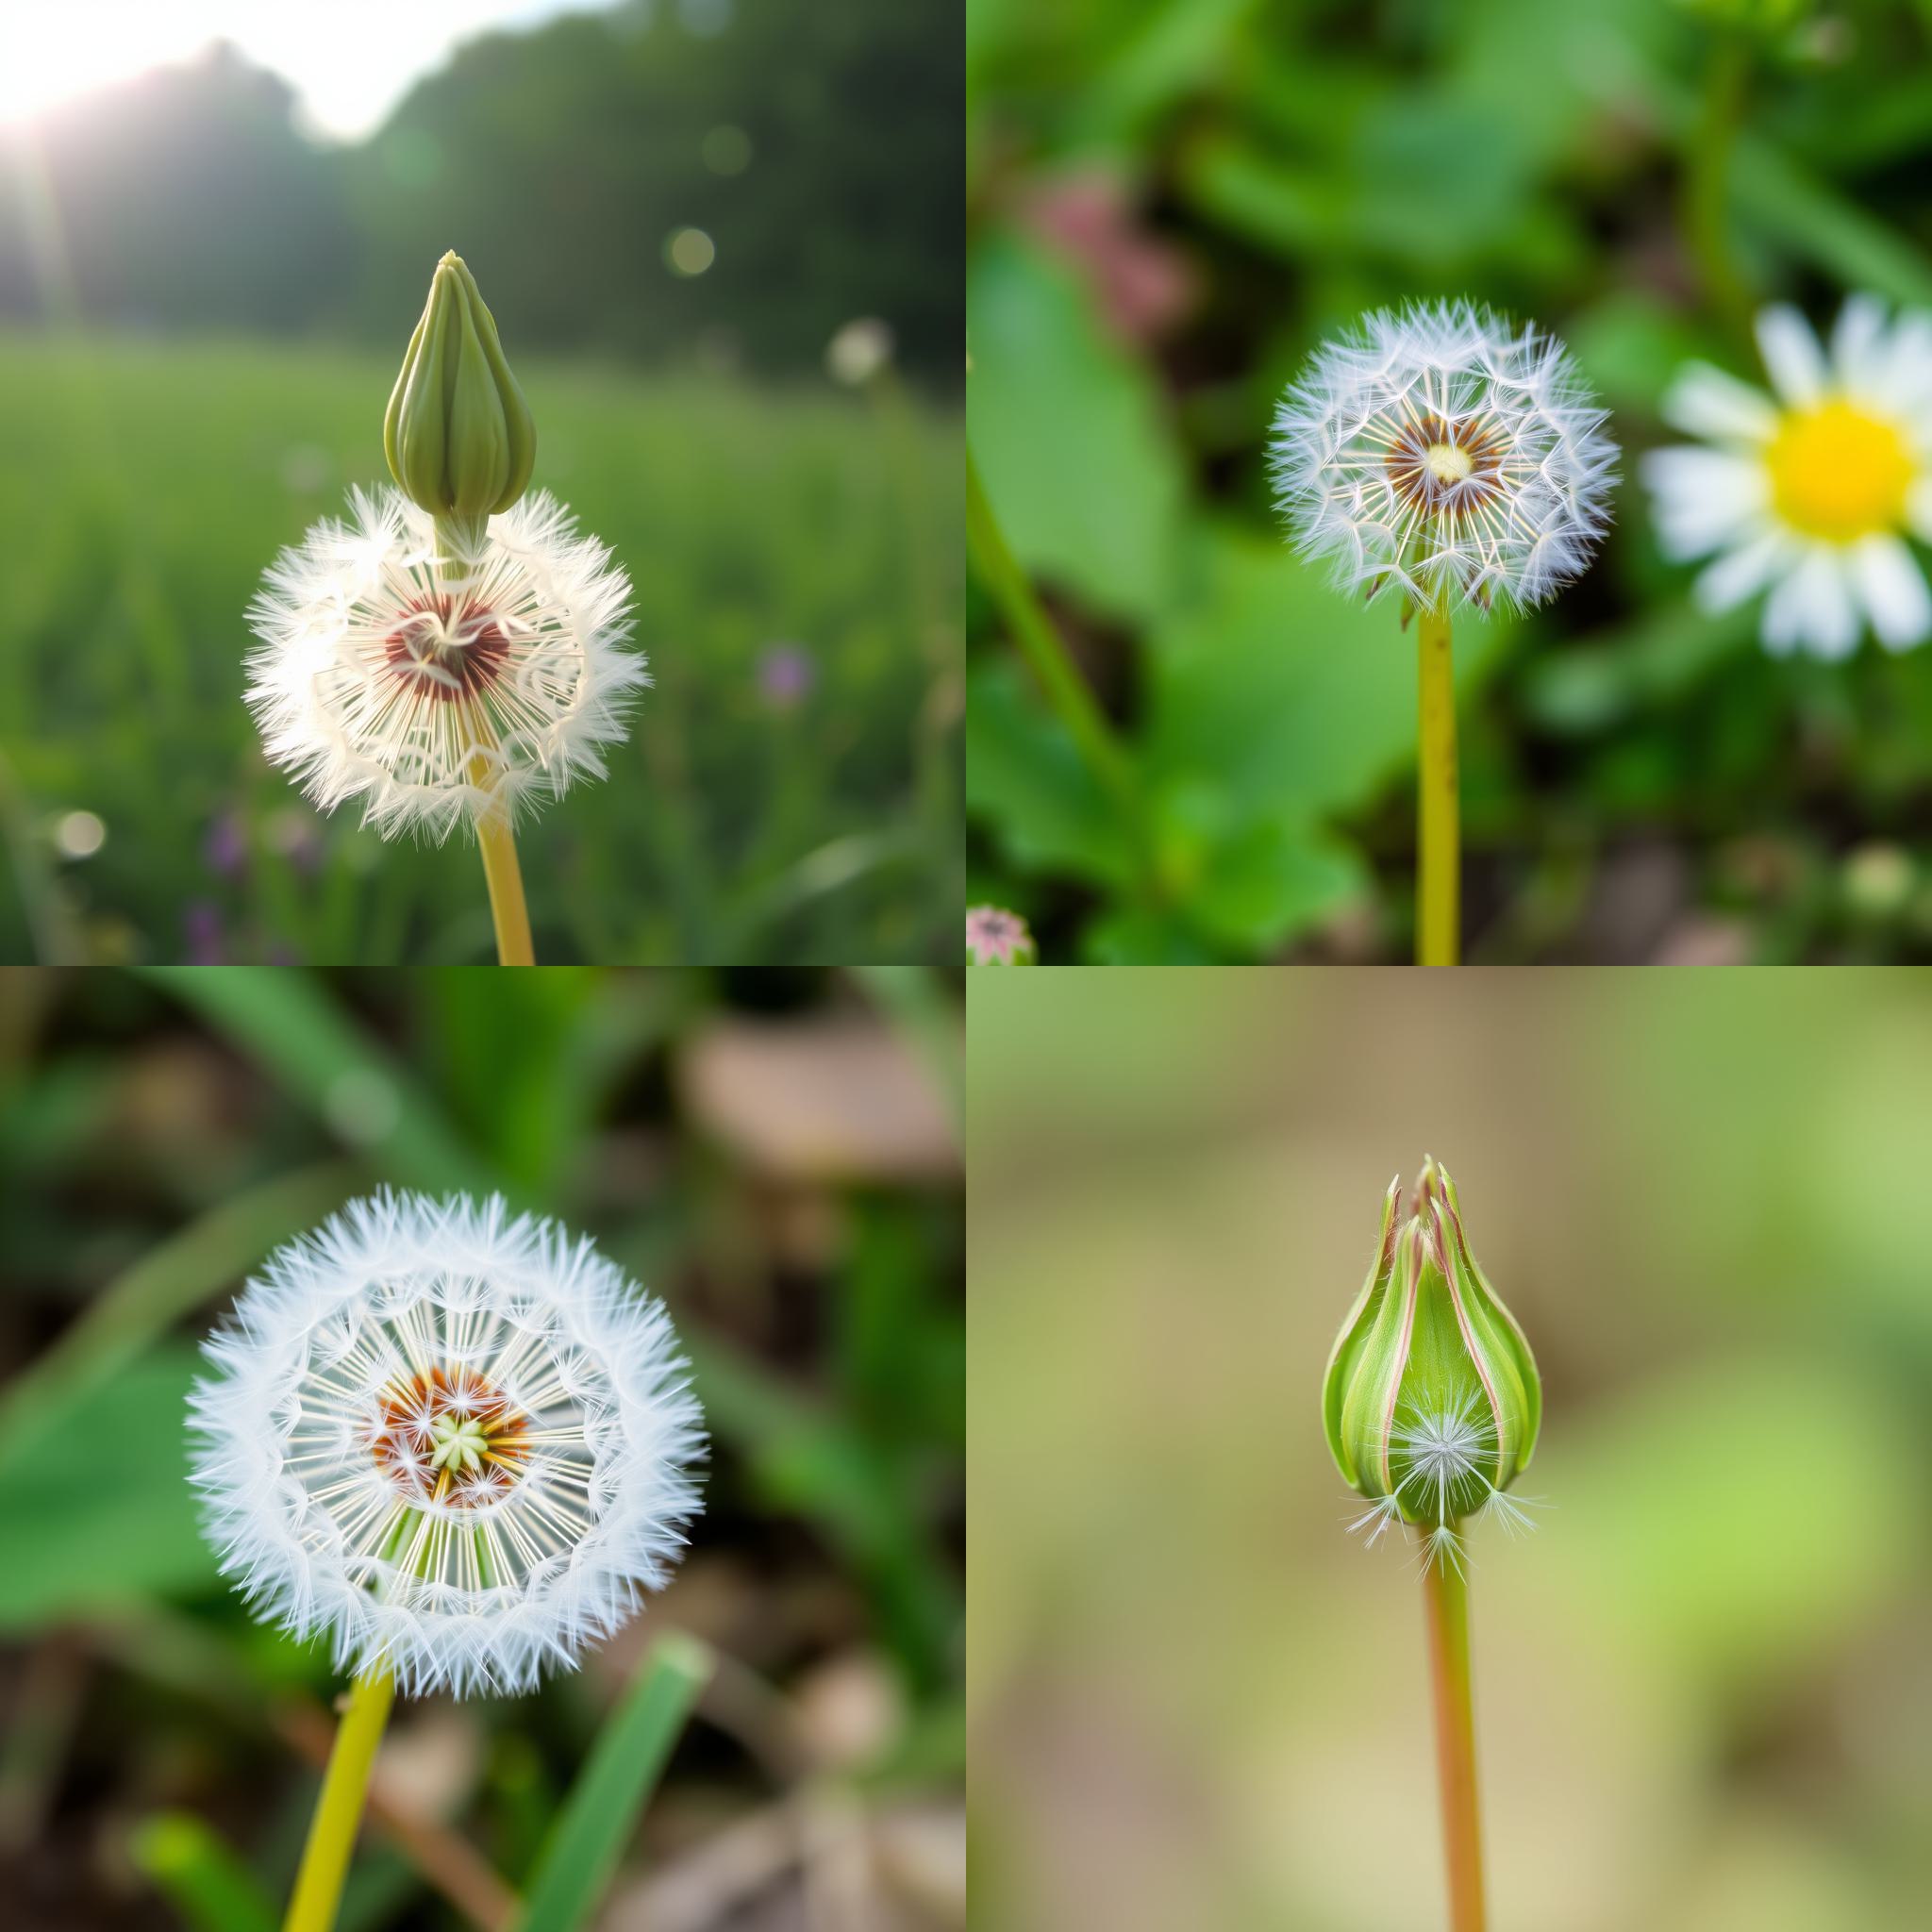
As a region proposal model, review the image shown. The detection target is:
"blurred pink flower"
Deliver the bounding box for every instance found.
[1020,171,1195,345]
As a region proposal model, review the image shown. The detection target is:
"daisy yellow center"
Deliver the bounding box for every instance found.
[1766,398,1914,542]
[1424,441,1474,484]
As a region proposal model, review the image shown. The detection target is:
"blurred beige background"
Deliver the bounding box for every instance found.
[968,969,1932,1932]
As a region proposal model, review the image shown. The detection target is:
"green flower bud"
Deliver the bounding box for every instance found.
[1322,1158,1541,1547]
[384,251,536,521]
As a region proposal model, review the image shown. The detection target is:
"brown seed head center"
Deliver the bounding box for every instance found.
[1386,412,1507,518]
[383,595,511,703]
[369,1364,530,1507]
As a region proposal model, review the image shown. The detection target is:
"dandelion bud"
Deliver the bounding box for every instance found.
[384,250,536,521]
[1322,1158,1541,1543]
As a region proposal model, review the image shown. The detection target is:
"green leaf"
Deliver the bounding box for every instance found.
[967,233,1186,622]
[967,660,1135,887]
[131,1813,276,1932]
[1145,523,1511,823]
[0,1344,215,1629]
[515,1635,713,1932]
[1080,906,1224,962]
[1152,785,1368,952]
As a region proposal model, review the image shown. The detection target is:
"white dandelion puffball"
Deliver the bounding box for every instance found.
[245,488,646,840]
[1271,299,1618,614]
[1641,297,1932,659]
[188,1193,704,1697]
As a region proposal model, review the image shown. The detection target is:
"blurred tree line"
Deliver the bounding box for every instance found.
[0,0,960,382]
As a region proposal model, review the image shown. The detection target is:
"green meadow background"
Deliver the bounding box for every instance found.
[968,0,1932,963]
[0,1,961,965]
[970,968,1932,1932]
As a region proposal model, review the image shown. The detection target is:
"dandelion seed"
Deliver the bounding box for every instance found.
[187,1191,704,1698]
[1643,295,1932,658]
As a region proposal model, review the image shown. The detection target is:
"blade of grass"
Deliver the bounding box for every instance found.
[0,1160,358,1441]
[138,968,500,1197]
[131,1812,276,1932]
[515,1634,713,1932]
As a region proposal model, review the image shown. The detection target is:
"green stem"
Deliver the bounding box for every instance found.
[281,1669,397,1932]
[964,448,1147,847]
[1424,1553,1484,1932]
[1686,32,1753,347]
[1416,602,1458,966]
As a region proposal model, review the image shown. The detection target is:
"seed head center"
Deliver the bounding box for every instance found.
[382,594,512,703]
[370,1365,529,1507]
[430,1413,490,1474]
[1387,411,1505,517]
[1767,397,1914,542]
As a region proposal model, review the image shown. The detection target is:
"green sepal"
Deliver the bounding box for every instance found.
[1320,1175,1399,1489]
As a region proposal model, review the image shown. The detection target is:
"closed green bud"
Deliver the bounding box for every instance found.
[384,251,536,521]
[1322,1158,1541,1556]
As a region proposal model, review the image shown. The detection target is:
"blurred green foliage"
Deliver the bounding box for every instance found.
[0,966,962,1930]
[968,0,1932,961]
[968,966,1932,1931]
[0,334,960,963]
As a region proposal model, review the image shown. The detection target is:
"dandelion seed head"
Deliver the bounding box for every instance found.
[1271,299,1618,614]
[187,1191,704,1697]
[244,489,646,841]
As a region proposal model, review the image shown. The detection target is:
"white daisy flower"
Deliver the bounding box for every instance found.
[1270,299,1618,614]
[1641,297,1932,658]
[244,489,647,841]
[188,1192,704,1698]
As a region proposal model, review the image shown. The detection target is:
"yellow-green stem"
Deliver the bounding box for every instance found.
[1416,602,1459,965]
[1423,1554,1484,1932]
[281,1667,396,1932]
[475,804,535,965]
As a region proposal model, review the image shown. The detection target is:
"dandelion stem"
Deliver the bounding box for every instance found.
[1423,1550,1485,1932]
[964,446,1150,868]
[282,1667,396,1932]
[1416,601,1459,965]
[475,800,535,966]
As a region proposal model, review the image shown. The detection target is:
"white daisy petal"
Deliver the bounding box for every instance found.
[1829,293,1890,394]
[1640,447,1768,558]
[1271,298,1616,614]
[1849,533,1932,651]
[245,490,646,841]
[1783,547,1861,659]
[1661,362,1777,444]
[188,1192,705,1699]
[1906,475,1932,544]
[1756,305,1827,408]
[1692,531,1787,613]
